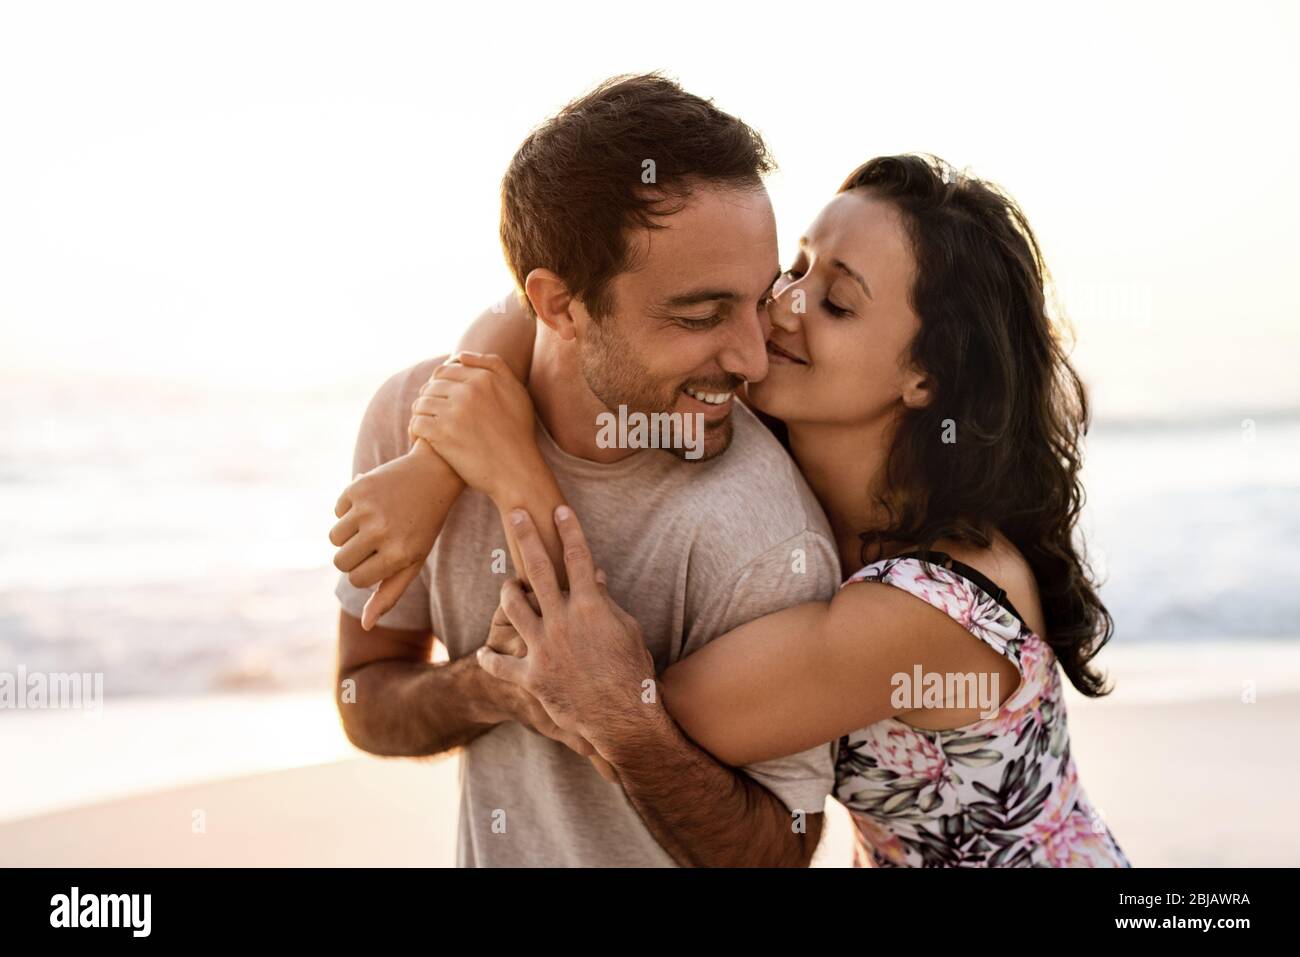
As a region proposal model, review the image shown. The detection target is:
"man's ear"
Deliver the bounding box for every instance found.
[524,269,580,341]
[901,367,935,410]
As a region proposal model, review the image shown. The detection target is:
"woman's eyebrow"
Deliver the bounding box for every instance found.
[797,237,873,300]
[832,259,873,300]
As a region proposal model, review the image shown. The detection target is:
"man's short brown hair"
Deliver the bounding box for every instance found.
[500,73,775,318]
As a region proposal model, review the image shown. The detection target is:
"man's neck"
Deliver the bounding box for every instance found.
[527,327,640,464]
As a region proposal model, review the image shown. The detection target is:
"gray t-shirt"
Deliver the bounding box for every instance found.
[336,358,841,866]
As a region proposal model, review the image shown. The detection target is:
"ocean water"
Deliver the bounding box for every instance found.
[2,374,1297,698]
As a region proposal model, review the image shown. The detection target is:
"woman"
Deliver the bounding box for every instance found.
[340,154,1129,867]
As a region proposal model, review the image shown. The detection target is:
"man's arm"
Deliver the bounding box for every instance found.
[336,609,600,760]
[335,610,498,756]
[600,698,823,867]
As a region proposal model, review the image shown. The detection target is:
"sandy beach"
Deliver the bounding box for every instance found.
[3,642,1298,867]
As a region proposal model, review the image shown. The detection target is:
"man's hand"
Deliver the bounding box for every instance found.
[474,664,589,758]
[330,445,465,630]
[482,600,617,783]
[477,505,657,760]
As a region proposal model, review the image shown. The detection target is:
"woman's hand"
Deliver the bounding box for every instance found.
[331,447,464,630]
[408,352,543,503]
[476,506,658,761]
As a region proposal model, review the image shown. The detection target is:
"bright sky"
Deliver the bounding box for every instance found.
[2,0,1297,418]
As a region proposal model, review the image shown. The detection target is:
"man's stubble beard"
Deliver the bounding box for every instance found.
[578,316,734,462]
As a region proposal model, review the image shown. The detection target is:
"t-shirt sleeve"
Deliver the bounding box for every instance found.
[684,529,842,816]
[333,361,441,632]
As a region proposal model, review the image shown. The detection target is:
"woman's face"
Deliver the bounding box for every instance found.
[747,189,931,428]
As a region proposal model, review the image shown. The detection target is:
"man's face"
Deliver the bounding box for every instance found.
[574,185,778,461]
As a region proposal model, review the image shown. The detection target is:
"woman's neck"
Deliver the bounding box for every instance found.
[785,415,896,573]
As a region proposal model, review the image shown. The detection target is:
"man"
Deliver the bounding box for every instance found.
[333,74,840,866]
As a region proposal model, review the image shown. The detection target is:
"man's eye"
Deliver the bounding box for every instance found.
[677,313,722,329]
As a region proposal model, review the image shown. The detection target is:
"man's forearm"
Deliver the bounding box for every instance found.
[599,703,821,867]
[338,654,497,757]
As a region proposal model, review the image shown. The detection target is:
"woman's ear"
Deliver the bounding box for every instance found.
[524,269,579,341]
[901,368,934,410]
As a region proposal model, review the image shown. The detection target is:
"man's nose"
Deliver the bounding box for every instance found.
[717,301,770,385]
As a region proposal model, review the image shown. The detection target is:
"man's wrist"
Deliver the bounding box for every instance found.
[588,693,676,769]
[460,656,507,727]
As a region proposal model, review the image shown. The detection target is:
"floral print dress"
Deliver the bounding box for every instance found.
[833,552,1131,868]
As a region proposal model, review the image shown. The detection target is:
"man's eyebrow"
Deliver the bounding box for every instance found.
[797,237,873,299]
[661,288,740,307]
[660,270,784,309]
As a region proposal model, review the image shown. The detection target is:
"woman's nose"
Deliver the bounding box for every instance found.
[769,283,804,333]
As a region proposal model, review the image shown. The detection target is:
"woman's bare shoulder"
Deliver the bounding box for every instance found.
[930,533,1045,635]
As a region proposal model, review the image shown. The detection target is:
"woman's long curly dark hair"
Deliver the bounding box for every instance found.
[843,154,1112,697]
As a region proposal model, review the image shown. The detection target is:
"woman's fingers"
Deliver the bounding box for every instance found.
[415,376,456,404]
[553,506,597,594]
[408,412,437,446]
[345,547,402,589]
[431,362,475,383]
[329,509,361,547]
[507,509,563,613]
[410,394,446,417]
[333,532,376,575]
[456,352,511,376]
[361,561,424,631]
[334,487,353,519]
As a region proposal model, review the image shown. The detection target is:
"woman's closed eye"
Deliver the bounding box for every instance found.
[780,260,854,318]
[823,297,853,318]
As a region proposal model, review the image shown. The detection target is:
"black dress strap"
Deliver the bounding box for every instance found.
[892,549,1031,631]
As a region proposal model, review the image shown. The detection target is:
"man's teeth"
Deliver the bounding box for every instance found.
[685,387,732,406]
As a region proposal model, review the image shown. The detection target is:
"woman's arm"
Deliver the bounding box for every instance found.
[657,580,1001,766]
[408,353,569,589]
[452,292,537,383]
[332,293,543,628]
